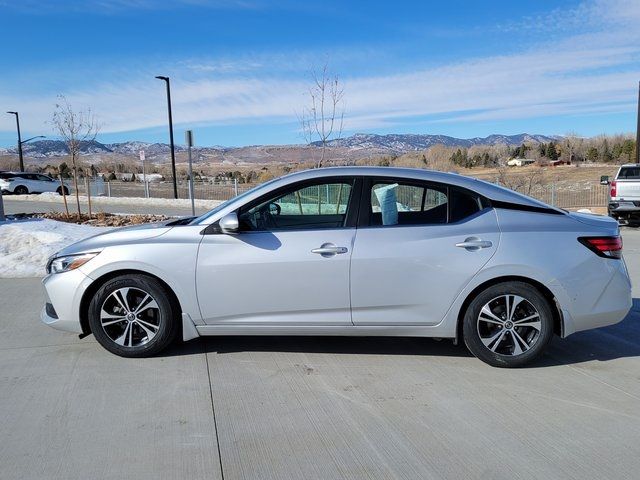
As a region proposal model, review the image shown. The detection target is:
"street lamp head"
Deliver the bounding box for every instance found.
[7,111,17,115]
[155,76,169,81]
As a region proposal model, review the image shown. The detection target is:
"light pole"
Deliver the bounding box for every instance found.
[155,76,178,199]
[6,111,24,172]
[21,135,45,145]
[636,81,639,164]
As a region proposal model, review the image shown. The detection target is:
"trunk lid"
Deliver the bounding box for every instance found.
[568,211,619,234]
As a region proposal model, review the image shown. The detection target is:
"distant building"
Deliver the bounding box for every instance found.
[507,158,536,167]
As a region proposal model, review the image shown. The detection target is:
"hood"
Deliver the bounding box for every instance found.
[55,220,175,257]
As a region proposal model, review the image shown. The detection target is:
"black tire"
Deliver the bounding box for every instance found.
[56,186,69,195]
[14,185,28,195]
[462,281,554,368]
[88,274,179,357]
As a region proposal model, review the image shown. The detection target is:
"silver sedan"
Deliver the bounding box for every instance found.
[41,167,632,367]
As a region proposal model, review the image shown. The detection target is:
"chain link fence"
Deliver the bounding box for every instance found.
[75,178,253,201]
[72,177,609,210]
[503,181,609,209]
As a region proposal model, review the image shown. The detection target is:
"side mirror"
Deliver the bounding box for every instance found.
[218,212,239,234]
[600,175,610,186]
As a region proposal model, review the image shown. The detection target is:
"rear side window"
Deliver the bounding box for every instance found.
[0,173,16,179]
[618,167,640,179]
[369,182,448,226]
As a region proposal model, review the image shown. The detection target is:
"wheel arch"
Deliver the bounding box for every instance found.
[79,269,183,335]
[456,275,563,342]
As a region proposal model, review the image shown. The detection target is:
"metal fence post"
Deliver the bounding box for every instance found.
[186,130,195,216]
[107,181,111,198]
[234,178,238,197]
[551,183,556,206]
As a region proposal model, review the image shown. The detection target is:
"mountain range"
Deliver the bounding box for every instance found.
[0,133,560,163]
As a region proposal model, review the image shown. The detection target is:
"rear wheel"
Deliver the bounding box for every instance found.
[14,185,28,195]
[88,274,179,357]
[56,186,69,195]
[463,281,554,367]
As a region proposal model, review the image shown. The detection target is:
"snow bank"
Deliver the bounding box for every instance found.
[8,193,223,210]
[0,219,109,278]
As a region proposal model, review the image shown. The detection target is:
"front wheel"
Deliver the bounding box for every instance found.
[88,274,179,357]
[14,185,28,195]
[463,281,554,367]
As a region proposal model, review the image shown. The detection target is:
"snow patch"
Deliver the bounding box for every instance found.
[0,219,109,278]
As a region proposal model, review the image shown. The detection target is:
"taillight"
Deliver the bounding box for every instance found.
[610,180,617,197]
[578,236,623,259]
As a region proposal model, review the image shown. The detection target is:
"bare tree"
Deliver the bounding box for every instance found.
[52,96,99,219]
[300,64,345,168]
[497,164,545,196]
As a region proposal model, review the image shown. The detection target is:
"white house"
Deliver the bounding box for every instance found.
[507,158,536,167]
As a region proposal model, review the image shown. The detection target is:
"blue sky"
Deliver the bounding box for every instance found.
[0,0,639,148]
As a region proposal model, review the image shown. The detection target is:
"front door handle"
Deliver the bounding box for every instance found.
[455,237,493,251]
[311,243,348,257]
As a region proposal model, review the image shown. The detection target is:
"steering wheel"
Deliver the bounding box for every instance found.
[252,202,281,230]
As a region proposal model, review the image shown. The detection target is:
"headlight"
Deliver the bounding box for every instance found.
[46,252,100,274]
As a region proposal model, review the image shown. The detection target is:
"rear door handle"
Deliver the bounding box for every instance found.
[455,237,493,251]
[311,243,348,257]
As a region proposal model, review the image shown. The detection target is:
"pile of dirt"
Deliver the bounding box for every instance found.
[15,212,171,227]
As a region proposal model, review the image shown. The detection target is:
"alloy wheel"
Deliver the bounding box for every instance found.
[100,287,161,348]
[476,294,542,356]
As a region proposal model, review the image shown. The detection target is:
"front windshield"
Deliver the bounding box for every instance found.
[190,177,282,225]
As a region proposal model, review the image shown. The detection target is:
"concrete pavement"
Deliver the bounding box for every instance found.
[1,230,640,479]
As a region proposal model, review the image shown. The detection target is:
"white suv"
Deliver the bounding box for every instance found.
[0,172,69,195]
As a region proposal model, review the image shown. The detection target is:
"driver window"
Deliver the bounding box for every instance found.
[238,180,353,231]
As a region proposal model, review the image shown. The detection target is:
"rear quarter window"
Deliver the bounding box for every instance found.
[449,189,483,223]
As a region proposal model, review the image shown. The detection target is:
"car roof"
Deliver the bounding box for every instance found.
[274,166,558,210]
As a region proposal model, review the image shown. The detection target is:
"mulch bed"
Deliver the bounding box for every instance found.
[11,211,171,227]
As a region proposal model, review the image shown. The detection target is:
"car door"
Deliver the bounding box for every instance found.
[350,177,500,326]
[196,177,360,326]
[35,175,54,192]
[16,174,33,192]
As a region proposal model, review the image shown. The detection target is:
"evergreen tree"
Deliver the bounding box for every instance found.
[622,140,635,162]
[517,144,527,159]
[546,142,559,160]
[602,139,613,162]
[538,143,546,157]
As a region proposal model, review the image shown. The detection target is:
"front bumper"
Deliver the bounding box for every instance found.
[41,269,93,334]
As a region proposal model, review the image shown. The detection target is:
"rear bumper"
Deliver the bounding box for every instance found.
[561,257,632,336]
[608,201,640,216]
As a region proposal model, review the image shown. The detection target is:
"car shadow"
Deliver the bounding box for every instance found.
[161,302,640,368]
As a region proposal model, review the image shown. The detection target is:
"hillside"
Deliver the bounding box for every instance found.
[0,132,558,163]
